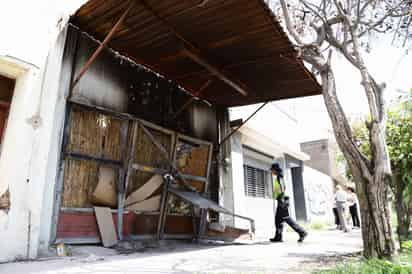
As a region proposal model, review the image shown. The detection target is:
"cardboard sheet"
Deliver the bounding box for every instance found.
[94,206,118,247]
[92,166,117,207]
[126,195,161,211]
[125,174,162,206]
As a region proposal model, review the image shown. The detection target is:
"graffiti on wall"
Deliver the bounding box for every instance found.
[304,168,334,218]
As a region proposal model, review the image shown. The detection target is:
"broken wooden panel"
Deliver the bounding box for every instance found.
[125,174,162,207]
[174,135,212,195]
[67,107,122,161]
[175,139,211,178]
[92,166,118,208]
[134,123,173,166]
[126,122,174,195]
[61,159,120,208]
[126,195,161,212]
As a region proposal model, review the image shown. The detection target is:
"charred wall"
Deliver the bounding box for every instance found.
[65,25,221,199]
[70,25,219,144]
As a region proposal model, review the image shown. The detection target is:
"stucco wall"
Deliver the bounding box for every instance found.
[0,58,41,261]
[302,166,334,224]
[230,133,279,238]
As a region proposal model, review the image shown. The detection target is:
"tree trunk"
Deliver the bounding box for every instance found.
[394,172,411,243]
[318,62,396,259]
[355,175,396,258]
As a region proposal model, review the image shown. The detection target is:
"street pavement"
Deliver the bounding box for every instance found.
[0,229,362,274]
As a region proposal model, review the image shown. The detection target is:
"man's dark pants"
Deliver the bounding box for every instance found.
[274,216,306,241]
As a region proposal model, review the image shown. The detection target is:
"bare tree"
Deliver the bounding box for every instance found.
[274,0,411,258]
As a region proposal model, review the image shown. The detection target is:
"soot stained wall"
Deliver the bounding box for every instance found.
[70,26,218,144]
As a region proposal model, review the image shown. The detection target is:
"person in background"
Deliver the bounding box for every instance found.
[347,187,360,228]
[332,200,340,229]
[269,163,308,243]
[335,185,349,232]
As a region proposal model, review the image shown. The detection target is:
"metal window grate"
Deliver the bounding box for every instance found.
[243,165,269,198]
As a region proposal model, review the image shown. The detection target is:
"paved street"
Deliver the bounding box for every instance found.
[0,230,362,274]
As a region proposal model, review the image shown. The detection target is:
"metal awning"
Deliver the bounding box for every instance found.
[70,0,321,107]
[169,188,230,214]
[169,187,255,233]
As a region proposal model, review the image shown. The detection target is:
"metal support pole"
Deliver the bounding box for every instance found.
[117,120,130,241]
[218,101,269,148]
[157,175,171,240]
[71,2,133,89]
[198,209,208,240]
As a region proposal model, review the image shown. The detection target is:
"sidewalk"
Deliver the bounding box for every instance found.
[0,230,362,274]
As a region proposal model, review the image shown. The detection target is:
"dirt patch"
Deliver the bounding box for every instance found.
[288,252,362,273]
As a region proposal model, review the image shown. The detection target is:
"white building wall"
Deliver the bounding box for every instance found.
[0,57,41,262]
[0,24,70,262]
[303,166,334,224]
[230,101,301,152]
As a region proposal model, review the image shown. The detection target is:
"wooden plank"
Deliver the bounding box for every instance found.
[182,47,248,96]
[126,195,161,211]
[94,206,118,247]
[125,174,163,207]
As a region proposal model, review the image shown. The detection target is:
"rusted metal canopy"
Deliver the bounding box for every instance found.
[71,0,321,107]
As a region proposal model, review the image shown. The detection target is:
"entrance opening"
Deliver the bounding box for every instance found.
[0,74,14,150]
[0,74,15,212]
[291,166,307,221]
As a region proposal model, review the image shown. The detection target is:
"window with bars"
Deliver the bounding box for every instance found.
[243,165,271,198]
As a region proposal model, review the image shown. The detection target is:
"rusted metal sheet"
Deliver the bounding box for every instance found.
[70,0,321,107]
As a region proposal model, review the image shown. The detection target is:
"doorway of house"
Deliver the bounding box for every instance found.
[0,74,15,211]
[291,166,307,221]
[0,74,14,148]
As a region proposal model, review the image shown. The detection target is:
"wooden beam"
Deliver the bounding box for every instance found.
[139,0,248,97]
[71,2,134,89]
[170,80,213,120]
[182,47,248,96]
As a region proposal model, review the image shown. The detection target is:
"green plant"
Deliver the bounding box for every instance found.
[314,245,412,274]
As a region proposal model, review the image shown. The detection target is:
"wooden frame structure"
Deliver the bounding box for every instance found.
[53,99,216,244]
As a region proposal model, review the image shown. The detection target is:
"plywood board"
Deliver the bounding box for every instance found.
[126,195,161,211]
[175,140,210,177]
[125,174,163,206]
[92,166,117,208]
[94,206,118,247]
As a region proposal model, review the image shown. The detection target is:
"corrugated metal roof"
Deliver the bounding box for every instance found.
[71,0,321,107]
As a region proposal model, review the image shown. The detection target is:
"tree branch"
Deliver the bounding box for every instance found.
[279,0,307,45]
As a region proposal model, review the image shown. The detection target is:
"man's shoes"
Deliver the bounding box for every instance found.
[269,237,283,242]
[298,232,308,243]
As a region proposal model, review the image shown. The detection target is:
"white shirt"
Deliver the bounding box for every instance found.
[347,192,357,207]
[335,190,347,203]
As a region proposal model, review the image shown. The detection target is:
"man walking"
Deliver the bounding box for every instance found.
[269,163,308,243]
